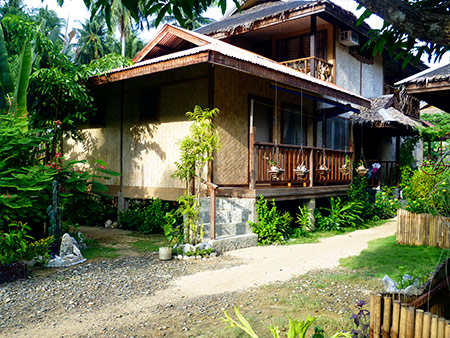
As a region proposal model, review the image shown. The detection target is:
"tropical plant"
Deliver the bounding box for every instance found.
[248,195,293,245]
[0,222,34,265]
[347,174,375,221]
[316,197,363,231]
[172,105,220,245]
[119,198,169,234]
[349,300,370,338]
[374,186,401,219]
[222,306,352,338]
[292,204,313,237]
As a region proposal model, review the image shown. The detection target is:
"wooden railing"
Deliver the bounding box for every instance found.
[281,56,333,83]
[253,142,351,185]
[365,160,399,187]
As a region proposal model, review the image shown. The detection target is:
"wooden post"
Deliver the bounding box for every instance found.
[383,296,392,338]
[209,186,216,240]
[431,315,439,338]
[444,320,450,338]
[423,312,432,338]
[406,307,415,338]
[392,300,401,338]
[310,15,317,78]
[375,294,382,338]
[400,304,408,338]
[438,318,445,338]
[371,294,377,338]
[249,126,256,190]
[415,309,424,338]
[309,149,314,187]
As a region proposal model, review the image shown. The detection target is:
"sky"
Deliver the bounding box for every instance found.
[24,0,448,68]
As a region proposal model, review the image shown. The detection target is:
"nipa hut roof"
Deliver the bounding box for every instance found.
[396,63,450,86]
[352,95,420,129]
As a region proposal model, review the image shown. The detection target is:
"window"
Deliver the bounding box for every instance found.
[275,31,326,62]
[316,115,350,150]
[88,96,106,128]
[282,104,307,146]
[251,99,273,143]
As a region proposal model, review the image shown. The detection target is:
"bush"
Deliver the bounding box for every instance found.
[316,197,363,231]
[119,198,169,234]
[290,204,313,238]
[248,195,293,245]
[63,195,116,227]
[374,186,401,219]
[347,175,375,221]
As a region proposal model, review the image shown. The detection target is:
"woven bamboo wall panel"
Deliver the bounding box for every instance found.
[397,209,450,249]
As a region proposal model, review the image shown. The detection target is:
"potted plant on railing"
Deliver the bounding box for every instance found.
[316,164,330,177]
[268,160,285,180]
[356,161,369,177]
[339,156,352,176]
[294,163,309,179]
[159,212,177,260]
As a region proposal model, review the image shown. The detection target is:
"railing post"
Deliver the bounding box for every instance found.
[309,149,314,187]
[209,186,216,240]
[249,127,256,189]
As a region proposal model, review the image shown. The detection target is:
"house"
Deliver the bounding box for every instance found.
[66,0,423,245]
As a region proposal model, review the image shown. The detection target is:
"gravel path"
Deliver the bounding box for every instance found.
[0,220,396,338]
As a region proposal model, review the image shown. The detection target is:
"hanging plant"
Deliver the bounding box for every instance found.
[339,156,352,176]
[317,164,330,177]
[268,160,285,180]
[294,163,309,179]
[356,162,369,177]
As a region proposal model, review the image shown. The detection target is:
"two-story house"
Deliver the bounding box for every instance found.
[66,0,424,245]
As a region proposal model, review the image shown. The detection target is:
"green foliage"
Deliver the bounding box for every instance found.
[399,166,414,190]
[248,196,293,245]
[0,222,33,265]
[63,195,116,227]
[172,106,221,245]
[420,113,450,160]
[347,175,375,221]
[340,235,444,278]
[373,186,400,219]
[119,198,169,234]
[394,266,428,290]
[222,307,351,338]
[399,136,419,168]
[292,205,313,238]
[316,197,363,231]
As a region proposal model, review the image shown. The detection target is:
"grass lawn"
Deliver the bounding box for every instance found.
[82,240,120,259]
[340,235,446,279]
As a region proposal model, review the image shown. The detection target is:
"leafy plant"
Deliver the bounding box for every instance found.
[248,195,293,245]
[317,197,363,231]
[347,175,375,221]
[349,300,370,338]
[394,266,429,290]
[222,306,351,338]
[0,222,34,265]
[374,186,400,219]
[119,198,169,234]
[292,204,313,237]
[172,106,221,245]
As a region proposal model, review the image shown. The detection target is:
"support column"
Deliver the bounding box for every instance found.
[310,15,317,78]
[306,198,316,230]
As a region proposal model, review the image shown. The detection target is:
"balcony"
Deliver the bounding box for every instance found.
[252,142,351,186]
[281,56,334,83]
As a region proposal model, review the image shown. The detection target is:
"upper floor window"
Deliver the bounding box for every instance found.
[275,31,326,62]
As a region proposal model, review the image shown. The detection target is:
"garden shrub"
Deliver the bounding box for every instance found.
[119,198,169,234]
[316,197,363,231]
[347,175,375,221]
[374,186,401,219]
[291,204,313,238]
[63,195,116,227]
[248,195,293,245]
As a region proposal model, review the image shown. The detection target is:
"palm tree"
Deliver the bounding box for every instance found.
[75,16,114,64]
[149,10,215,30]
[111,0,133,56]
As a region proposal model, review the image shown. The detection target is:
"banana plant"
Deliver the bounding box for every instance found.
[0,25,33,116]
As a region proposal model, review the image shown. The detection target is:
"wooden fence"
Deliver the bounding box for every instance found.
[397,209,450,249]
[370,259,450,338]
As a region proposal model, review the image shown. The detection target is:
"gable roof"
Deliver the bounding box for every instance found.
[90,24,370,108]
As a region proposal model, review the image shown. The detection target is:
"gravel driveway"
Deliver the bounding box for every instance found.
[0,220,396,338]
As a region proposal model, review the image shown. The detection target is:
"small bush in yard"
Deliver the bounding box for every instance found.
[374,186,401,219]
[248,195,292,245]
[350,300,370,338]
[316,197,363,231]
[119,198,169,234]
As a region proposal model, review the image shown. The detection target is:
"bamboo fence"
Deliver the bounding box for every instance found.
[370,259,450,338]
[397,209,450,249]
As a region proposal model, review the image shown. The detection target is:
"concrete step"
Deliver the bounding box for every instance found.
[209,233,258,253]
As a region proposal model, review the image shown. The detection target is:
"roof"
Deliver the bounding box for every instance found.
[396,63,450,86]
[352,95,420,129]
[90,24,370,108]
[196,0,371,37]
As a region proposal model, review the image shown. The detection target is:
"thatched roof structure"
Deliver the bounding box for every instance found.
[196,0,372,37]
[352,94,420,130]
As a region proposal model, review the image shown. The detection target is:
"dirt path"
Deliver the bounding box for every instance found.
[9,220,396,338]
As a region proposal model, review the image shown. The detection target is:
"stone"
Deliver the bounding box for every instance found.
[105,220,113,228]
[404,285,421,296]
[111,222,118,229]
[47,233,86,268]
[382,275,399,293]
[182,244,194,255]
[60,234,75,257]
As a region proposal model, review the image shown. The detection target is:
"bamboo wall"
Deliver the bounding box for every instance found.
[397,209,450,249]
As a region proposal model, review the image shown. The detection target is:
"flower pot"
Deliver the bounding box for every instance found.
[268,166,285,180]
[356,165,369,177]
[316,165,330,177]
[159,247,173,260]
[294,165,309,179]
[339,164,351,176]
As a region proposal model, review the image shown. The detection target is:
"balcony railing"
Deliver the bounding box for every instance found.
[365,160,399,187]
[253,142,351,185]
[281,56,334,83]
